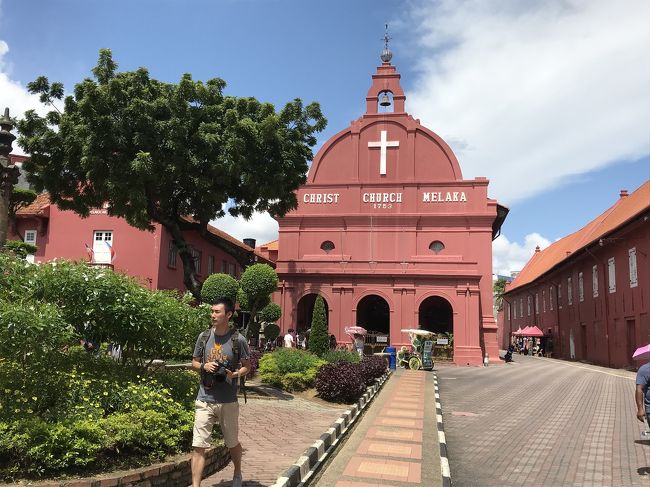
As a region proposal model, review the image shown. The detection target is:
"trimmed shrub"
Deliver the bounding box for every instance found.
[248,349,262,378]
[322,350,360,364]
[308,295,328,357]
[2,240,37,258]
[263,323,280,342]
[259,302,282,323]
[239,264,278,311]
[201,273,239,304]
[359,355,388,386]
[258,348,325,391]
[315,362,365,403]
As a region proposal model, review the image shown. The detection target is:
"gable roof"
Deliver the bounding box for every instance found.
[506,181,649,293]
[16,192,51,216]
[258,239,279,251]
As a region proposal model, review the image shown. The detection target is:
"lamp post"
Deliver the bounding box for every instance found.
[0,107,18,249]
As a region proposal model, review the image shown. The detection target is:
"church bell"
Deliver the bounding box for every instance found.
[379,93,391,107]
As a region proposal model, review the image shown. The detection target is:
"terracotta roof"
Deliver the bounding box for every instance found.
[258,239,279,251]
[507,181,650,292]
[180,216,272,264]
[16,192,51,216]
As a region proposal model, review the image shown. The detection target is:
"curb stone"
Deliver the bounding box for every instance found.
[270,370,392,487]
[434,373,452,487]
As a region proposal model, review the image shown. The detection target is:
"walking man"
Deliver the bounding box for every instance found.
[191,298,251,487]
[636,359,650,427]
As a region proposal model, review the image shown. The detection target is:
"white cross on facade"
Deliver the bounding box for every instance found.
[368,130,399,175]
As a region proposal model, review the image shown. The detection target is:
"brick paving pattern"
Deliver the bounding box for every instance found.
[311,370,442,487]
[198,395,346,486]
[437,355,650,487]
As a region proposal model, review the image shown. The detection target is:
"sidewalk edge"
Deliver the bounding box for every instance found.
[434,373,452,487]
[271,369,393,487]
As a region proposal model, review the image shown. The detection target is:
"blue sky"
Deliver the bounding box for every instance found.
[1,0,648,275]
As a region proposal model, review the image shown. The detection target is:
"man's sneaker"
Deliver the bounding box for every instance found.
[232,474,243,487]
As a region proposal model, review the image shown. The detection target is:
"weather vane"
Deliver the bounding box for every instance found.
[380,23,393,63]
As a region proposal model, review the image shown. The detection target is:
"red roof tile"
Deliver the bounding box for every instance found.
[507,181,649,292]
[16,192,51,216]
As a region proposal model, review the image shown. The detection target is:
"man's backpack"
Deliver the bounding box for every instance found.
[197,328,248,403]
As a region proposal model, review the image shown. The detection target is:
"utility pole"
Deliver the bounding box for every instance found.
[0,107,18,249]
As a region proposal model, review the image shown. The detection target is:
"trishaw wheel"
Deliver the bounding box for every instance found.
[408,357,422,370]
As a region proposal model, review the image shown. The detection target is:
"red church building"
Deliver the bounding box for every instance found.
[269,48,507,366]
[501,182,649,369]
[9,189,270,292]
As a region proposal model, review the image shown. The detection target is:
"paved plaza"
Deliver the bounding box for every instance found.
[309,369,441,487]
[194,356,649,487]
[437,355,650,487]
[199,388,347,487]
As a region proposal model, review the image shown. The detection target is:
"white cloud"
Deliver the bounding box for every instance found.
[0,39,47,155]
[493,232,551,277]
[406,0,650,205]
[210,211,279,247]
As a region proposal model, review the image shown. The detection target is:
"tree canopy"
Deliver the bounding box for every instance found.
[17,49,326,298]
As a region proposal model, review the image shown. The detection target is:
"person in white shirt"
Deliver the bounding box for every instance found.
[284,329,295,348]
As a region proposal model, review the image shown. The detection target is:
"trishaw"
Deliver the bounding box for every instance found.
[398,329,435,370]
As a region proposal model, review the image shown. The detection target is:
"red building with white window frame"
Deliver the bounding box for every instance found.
[9,190,271,292]
[500,182,650,369]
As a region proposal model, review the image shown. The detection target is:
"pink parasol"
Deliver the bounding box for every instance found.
[633,344,650,361]
[344,326,367,339]
[512,327,524,336]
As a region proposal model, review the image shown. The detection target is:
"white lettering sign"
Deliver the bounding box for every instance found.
[302,193,340,204]
[422,191,467,203]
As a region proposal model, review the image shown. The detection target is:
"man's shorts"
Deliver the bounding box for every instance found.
[192,400,239,449]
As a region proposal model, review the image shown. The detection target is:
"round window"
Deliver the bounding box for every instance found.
[429,241,445,254]
[321,241,335,253]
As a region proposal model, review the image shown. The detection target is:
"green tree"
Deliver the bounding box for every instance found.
[238,264,278,339]
[494,278,507,311]
[17,49,326,299]
[200,273,239,304]
[308,295,328,357]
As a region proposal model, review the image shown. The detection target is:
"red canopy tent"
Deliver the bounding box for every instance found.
[525,326,545,337]
[512,327,524,336]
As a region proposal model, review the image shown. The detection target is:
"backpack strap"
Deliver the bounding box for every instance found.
[230,330,247,404]
[197,329,211,364]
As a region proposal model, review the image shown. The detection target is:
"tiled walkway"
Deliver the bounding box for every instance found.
[312,369,441,487]
[199,390,347,486]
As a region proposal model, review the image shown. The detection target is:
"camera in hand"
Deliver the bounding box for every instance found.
[211,360,229,382]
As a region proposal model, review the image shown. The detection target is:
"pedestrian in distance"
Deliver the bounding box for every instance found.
[191,298,251,487]
[284,328,295,348]
[329,334,337,350]
[635,358,650,432]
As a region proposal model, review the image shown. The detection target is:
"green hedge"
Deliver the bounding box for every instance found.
[258,348,326,391]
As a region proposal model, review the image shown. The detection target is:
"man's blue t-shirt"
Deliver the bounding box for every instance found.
[636,362,650,413]
[193,329,250,404]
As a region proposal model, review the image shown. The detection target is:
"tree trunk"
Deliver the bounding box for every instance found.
[146,203,203,300]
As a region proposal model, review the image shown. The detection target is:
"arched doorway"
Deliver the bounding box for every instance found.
[419,296,453,333]
[296,293,328,333]
[357,295,390,336]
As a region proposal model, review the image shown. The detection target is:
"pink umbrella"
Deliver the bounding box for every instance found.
[512,327,523,336]
[344,326,367,339]
[633,344,650,361]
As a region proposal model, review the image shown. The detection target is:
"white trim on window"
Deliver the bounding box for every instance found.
[608,257,616,293]
[629,248,638,288]
[578,272,584,302]
[24,229,37,245]
[549,286,554,311]
[592,265,599,297]
[567,277,573,305]
[535,293,539,314]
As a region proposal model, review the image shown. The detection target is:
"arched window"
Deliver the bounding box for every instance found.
[429,241,445,254]
[320,241,335,254]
